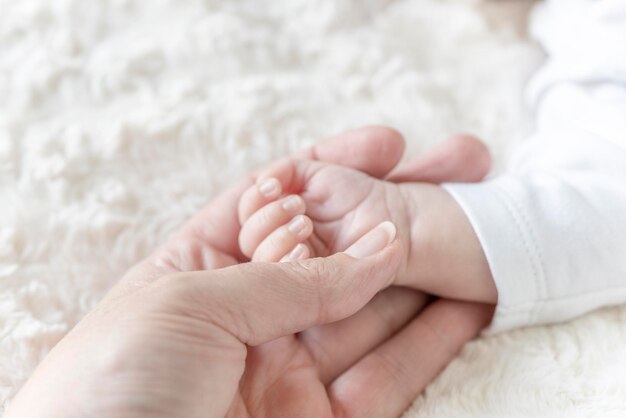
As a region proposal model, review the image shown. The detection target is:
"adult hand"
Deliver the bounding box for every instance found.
[5,128,494,418]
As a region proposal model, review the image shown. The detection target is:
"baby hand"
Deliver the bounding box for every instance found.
[237,176,314,262]
[237,155,496,303]
[238,174,398,263]
[238,157,404,265]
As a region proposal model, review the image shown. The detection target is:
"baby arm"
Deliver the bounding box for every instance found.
[237,157,496,303]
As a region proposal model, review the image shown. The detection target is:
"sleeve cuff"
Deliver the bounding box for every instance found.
[443,179,548,333]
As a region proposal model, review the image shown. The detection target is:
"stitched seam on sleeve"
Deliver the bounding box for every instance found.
[497,301,537,313]
[489,184,545,319]
[495,185,548,302]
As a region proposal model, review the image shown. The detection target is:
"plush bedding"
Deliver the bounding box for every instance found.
[2,0,626,416]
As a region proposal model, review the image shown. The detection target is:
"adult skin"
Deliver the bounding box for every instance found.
[5,127,494,418]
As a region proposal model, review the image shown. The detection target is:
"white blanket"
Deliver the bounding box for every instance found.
[2,0,625,416]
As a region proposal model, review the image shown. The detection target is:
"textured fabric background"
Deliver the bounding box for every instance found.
[1,0,625,416]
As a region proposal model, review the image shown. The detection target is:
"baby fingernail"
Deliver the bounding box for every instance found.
[282,195,302,212]
[259,178,280,198]
[288,243,307,261]
[288,215,309,236]
[344,221,396,259]
[280,244,308,263]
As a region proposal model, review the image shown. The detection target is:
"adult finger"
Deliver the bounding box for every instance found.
[299,287,430,384]
[301,126,406,179]
[161,223,403,346]
[388,134,491,183]
[328,299,494,418]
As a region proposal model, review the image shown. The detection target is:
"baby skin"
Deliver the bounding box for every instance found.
[238,157,496,303]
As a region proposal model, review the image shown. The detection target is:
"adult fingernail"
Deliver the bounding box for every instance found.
[259,178,280,198]
[344,221,396,259]
[282,195,302,212]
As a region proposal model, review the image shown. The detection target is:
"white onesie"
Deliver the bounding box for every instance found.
[444,0,626,332]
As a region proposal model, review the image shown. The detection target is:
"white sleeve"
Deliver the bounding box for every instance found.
[443,0,626,332]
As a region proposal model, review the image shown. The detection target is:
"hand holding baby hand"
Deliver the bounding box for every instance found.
[238,135,496,303]
[5,128,495,418]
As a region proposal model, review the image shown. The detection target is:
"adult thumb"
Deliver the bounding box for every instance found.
[178,222,402,346]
